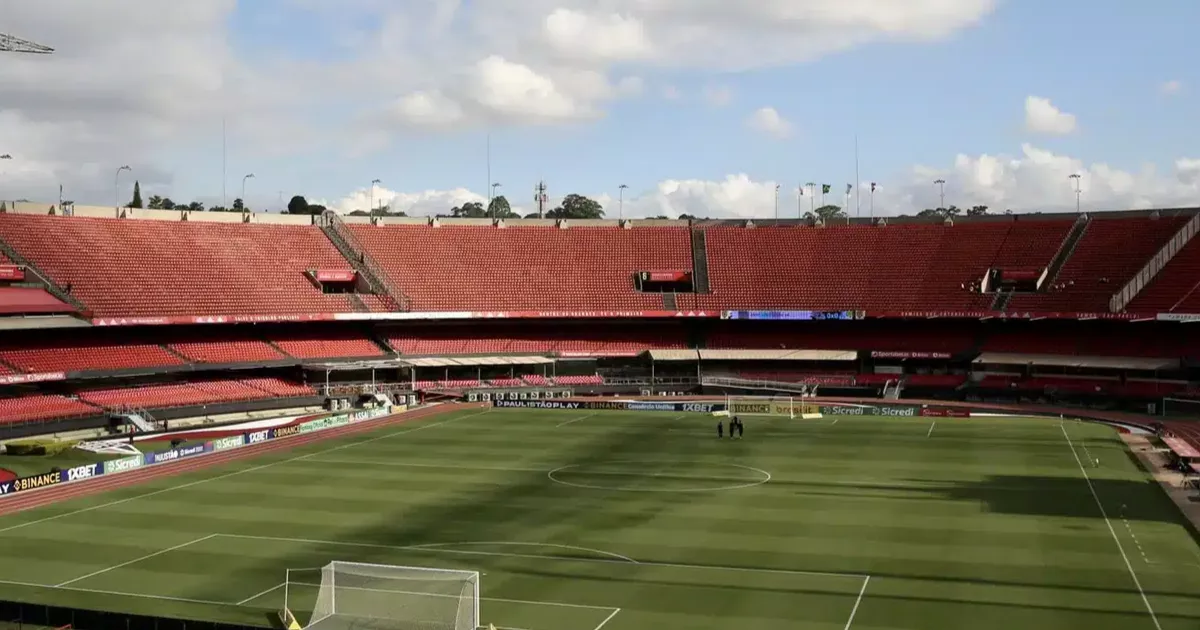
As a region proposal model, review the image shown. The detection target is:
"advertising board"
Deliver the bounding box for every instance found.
[104,456,143,474]
[144,443,210,465]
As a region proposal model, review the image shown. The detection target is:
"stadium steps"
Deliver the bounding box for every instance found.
[347,293,370,312]
[318,211,412,312]
[1041,214,1090,290]
[990,291,1013,311]
[0,234,88,313]
[159,343,195,365]
[262,338,294,359]
[662,293,677,310]
[1110,212,1200,312]
[690,229,710,293]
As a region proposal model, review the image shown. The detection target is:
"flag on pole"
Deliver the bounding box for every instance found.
[798,185,804,196]
[845,183,852,195]
[870,182,877,192]
[821,184,831,194]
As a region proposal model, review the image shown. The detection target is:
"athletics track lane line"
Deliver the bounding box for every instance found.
[0,403,483,525]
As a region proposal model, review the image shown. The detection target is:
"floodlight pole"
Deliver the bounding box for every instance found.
[114,165,131,210]
[490,182,501,218]
[370,178,381,215]
[774,184,780,219]
[934,179,946,211]
[242,173,254,211]
[619,184,628,220]
[1068,173,1082,214]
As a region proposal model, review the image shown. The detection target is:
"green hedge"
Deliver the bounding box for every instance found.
[3,438,77,457]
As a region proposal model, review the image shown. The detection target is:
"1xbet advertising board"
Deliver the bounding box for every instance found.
[0,462,106,495]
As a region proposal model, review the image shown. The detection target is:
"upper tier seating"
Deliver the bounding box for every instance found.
[1127,235,1200,313]
[0,395,99,425]
[242,377,318,397]
[388,324,687,356]
[350,225,692,311]
[1009,215,1188,312]
[0,214,362,317]
[696,220,1071,312]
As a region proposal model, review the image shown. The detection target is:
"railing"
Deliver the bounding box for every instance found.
[0,236,88,312]
[690,229,711,293]
[319,211,412,311]
[1109,213,1200,312]
[1042,214,1090,289]
[701,375,815,395]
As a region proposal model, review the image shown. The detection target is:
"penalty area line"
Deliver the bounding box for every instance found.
[927,422,936,437]
[842,576,870,630]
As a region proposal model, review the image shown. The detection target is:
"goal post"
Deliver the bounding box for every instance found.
[724,395,822,419]
[285,561,480,630]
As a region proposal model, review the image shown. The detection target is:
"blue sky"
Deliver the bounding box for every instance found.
[1,0,1197,217]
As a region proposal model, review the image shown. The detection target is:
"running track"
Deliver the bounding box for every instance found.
[0,403,478,518]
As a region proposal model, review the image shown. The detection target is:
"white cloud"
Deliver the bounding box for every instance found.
[325,145,1200,219]
[703,85,733,107]
[321,185,518,217]
[1024,96,1077,135]
[1161,79,1182,95]
[542,9,652,62]
[746,107,794,139]
[661,85,681,100]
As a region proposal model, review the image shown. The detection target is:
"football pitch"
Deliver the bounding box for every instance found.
[0,407,1198,630]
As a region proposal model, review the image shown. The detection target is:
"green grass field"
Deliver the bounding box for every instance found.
[0,407,1198,630]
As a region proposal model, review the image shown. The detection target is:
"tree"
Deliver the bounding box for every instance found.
[487,195,519,218]
[678,214,699,220]
[967,205,989,216]
[287,195,310,214]
[147,195,164,209]
[208,205,233,212]
[546,193,604,219]
[650,215,671,219]
[450,201,487,218]
[918,205,962,219]
[309,203,328,214]
[186,201,204,212]
[232,198,245,212]
[128,181,143,208]
[805,204,846,222]
[160,197,176,210]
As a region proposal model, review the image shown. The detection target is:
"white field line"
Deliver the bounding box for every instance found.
[0,577,229,606]
[842,576,870,630]
[592,608,621,630]
[830,418,839,426]
[926,422,936,437]
[0,409,491,536]
[1060,425,1161,630]
[55,533,218,587]
[236,581,285,605]
[216,533,868,581]
[557,413,596,427]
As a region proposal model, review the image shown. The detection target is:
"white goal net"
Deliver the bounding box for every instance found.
[291,561,479,630]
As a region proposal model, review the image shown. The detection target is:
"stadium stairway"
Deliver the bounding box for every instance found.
[0,232,87,313]
[1041,214,1090,290]
[319,211,411,312]
[690,229,711,294]
[1115,212,1200,312]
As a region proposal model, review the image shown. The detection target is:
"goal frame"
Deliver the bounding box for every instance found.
[285,561,481,630]
[724,395,822,419]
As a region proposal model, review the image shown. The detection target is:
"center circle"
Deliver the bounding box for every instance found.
[546,460,771,492]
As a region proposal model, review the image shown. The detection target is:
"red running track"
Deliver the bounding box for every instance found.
[0,403,478,518]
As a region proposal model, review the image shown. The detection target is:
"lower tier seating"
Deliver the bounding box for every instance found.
[78,378,316,411]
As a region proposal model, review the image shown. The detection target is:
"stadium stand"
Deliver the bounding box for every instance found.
[1127,236,1200,312]
[167,331,287,364]
[696,220,1070,311]
[77,378,316,411]
[0,335,183,373]
[268,329,385,359]
[349,225,692,311]
[0,214,365,317]
[1009,215,1188,311]
[0,395,99,424]
[708,320,977,355]
[387,324,687,356]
